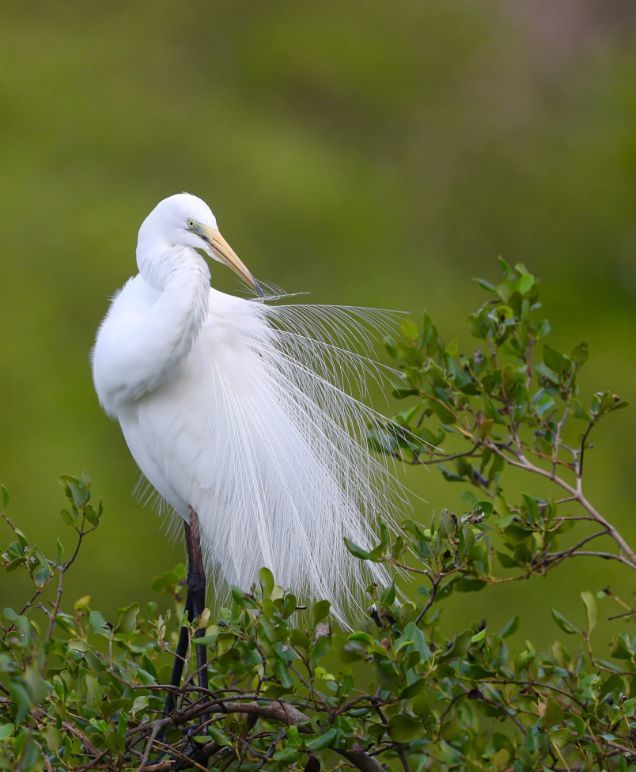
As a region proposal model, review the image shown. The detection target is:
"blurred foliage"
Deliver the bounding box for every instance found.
[1,267,634,769]
[0,0,635,656]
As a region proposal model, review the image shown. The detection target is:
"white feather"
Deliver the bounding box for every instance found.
[92,193,408,619]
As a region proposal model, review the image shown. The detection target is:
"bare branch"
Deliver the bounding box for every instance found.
[487,442,636,568]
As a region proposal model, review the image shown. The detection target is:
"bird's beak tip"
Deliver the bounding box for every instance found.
[205,227,261,296]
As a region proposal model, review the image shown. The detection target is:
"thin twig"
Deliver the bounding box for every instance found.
[468,678,586,710]
[552,407,569,475]
[137,722,162,770]
[487,443,636,567]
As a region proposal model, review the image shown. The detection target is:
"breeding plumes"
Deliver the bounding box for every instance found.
[91,193,406,701]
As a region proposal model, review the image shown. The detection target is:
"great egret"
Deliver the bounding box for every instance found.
[92,193,404,702]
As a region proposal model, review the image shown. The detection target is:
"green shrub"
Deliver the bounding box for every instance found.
[1,263,634,769]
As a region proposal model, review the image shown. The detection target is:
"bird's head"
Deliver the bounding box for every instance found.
[136,193,262,294]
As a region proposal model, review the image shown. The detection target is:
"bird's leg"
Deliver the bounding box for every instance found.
[164,610,190,715]
[184,507,208,691]
[164,509,208,715]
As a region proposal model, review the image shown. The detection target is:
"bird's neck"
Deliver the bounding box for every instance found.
[143,247,211,384]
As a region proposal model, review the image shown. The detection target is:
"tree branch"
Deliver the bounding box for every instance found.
[133,698,385,772]
[487,443,636,567]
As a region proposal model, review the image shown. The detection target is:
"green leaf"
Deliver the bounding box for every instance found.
[401,319,419,340]
[536,318,551,339]
[131,696,149,717]
[460,525,475,557]
[428,399,456,425]
[474,277,497,292]
[83,504,99,526]
[542,699,563,728]
[388,714,423,743]
[193,635,217,647]
[380,582,396,606]
[85,673,103,707]
[498,257,515,279]
[151,565,185,594]
[522,494,540,523]
[384,335,398,358]
[399,678,427,699]
[500,615,520,639]
[286,725,301,747]
[282,592,297,618]
[88,609,111,638]
[543,344,570,373]
[471,626,487,643]
[305,727,338,751]
[216,634,235,656]
[343,538,371,561]
[32,563,51,588]
[258,567,274,598]
[23,664,48,703]
[274,660,294,689]
[369,523,391,560]
[368,427,401,455]
[535,362,559,386]
[532,389,556,418]
[348,631,373,646]
[9,682,31,723]
[207,724,232,747]
[515,273,535,295]
[312,599,330,625]
[116,602,139,634]
[45,706,69,742]
[551,609,580,635]
[454,577,487,593]
[580,591,597,633]
[497,551,520,569]
[610,632,633,660]
[570,342,589,367]
[272,747,300,762]
[74,594,91,611]
[62,477,90,509]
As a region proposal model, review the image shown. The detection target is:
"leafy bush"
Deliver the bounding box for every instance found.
[1,263,634,770]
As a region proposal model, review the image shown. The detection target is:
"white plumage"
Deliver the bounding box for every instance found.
[92,193,404,617]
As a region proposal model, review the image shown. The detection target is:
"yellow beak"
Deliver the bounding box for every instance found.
[203,226,262,296]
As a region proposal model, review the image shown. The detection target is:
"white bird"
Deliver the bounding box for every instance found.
[92,193,404,697]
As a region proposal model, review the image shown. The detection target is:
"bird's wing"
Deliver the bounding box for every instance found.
[92,275,164,415]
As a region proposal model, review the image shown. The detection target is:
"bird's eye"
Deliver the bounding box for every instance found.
[187,219,196,230]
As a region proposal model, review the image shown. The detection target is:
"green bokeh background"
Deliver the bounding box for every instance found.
[1,2,634,649]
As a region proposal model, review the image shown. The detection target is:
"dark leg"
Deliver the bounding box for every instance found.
[164,509,208,715]
[164,609,190,715]
[184,508,208,692]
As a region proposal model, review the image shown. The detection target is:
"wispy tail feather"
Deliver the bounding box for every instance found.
[139,298,411,621]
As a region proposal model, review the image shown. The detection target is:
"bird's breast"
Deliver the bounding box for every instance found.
[118,294,272,516]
